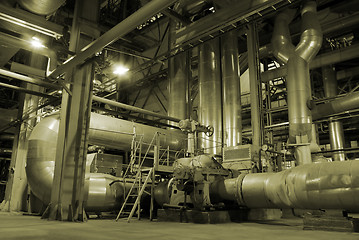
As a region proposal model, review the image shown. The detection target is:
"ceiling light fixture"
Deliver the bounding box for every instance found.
[113,65,129,75]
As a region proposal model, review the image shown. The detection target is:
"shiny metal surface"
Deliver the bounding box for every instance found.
[295,1,323,62]
[271,9,296,64]
[84,173,124,212]
[322,66,346,161]
[89,112,186,152]
[247,23,262,150]
[198,38,222,154]
[26,113,186,209]
[214,160,359,211]
[221,31,241,147]
[286,55,312,142]
[312,91,359,120]
[241,161,359,211]
[271,1,322,165]
[17,0,66,15]
[168,51,189,123]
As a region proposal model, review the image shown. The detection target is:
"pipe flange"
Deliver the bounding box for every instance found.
[234,174,247,206]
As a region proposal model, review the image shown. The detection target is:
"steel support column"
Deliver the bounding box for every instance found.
[1,52,45,212]
[198,38,222,154]
[221,31,241,147]
[47,0,97,221]
[322,66,346,161]
[247,23,262,168]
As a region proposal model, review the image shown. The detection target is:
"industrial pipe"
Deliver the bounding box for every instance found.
[322,66,346,161]
[198,38,222,154]
[17,0,66,15]
[271,1,322,165]
[221,31,242,147]
[92,96,182,123]
[212,160,359,211]
[26,112,186,208]
[312,91,359,120]
[49,0,178,79]
[168,51,189,124]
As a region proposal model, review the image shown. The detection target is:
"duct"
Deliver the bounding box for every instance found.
[17,0,66,16]
[262,43,359,82]
[49,0,178,79]
[26,112,186,209]
[198,38,222,154]
[271,1,322,165]
[221,31,241,147]
[312,91,359,120]
[168,51,189,124]
[213,160,359,211]
[322,66,346,161]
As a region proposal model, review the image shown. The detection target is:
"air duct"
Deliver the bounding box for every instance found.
[212,160,359,211]
[17,0,66,16]
[271,1,322,165]
[26,112,186,209]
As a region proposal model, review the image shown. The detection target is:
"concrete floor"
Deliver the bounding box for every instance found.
[0,212,358,240]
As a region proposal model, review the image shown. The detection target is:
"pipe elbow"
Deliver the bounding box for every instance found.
[296,1,323,62]
[271,9,296,63]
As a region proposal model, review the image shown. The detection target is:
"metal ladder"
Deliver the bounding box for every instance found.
[116,132,159,222]
[115,168,153,222]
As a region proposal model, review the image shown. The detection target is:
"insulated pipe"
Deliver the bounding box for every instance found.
[312,91,359,120]
[212,161,359,211]
[17,0,66,15]
[168,51,189,124]
[322,66,346,161]
[198,38,222,154]
[271,2,322,165]
[221,31,241,147]
[26,113,186,208]
[49,0,178,79]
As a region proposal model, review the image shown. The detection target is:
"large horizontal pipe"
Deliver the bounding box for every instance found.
[92,96,182,123]
[312,91,359,120]
[262,43,359,82]
[212,160,359,211]
[49,0,177,79]
[26,112,186,207]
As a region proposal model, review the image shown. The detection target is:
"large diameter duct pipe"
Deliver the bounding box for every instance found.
[168,51,189,123]
[198,38,222,154]
[17,0,66,15]
[26,113,186,207]
[322,66,346,161]
[212,161,359,211]
[271,2,322,165]
[312,91,359,120]
[221,31,241,147]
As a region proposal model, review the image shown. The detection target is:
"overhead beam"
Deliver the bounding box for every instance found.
[48,0,178,79]
[0,5,63,39]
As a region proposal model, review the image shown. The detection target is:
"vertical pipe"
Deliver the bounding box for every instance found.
[322,66,346,161]
[221,31,241,147]
[247,23,262,167]
[168,51,189,122]
[198,38,222,154]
